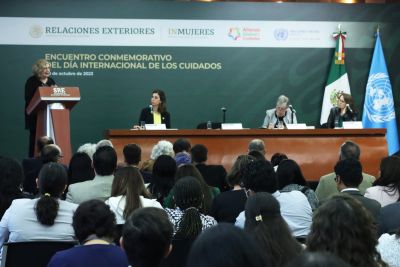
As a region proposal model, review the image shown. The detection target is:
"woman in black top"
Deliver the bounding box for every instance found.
[138,89,171,128]
[326,92,357,129]
[25,59,56,157]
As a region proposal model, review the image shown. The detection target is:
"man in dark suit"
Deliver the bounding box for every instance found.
[22,136,54,195]
[334,158,381,223]
[191,144,229,192]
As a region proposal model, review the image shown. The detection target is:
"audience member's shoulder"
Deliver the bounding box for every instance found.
[362,172,376,181]
[319,172,335,181]
[9,198,33,207]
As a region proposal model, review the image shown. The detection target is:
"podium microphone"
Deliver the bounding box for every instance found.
[288,105,296,124]
[149,105,153,114]
[221,107,227,123]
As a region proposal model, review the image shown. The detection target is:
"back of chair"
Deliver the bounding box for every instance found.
[1,240,77,267]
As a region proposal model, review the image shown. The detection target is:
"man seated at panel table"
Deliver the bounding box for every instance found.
[261,95,297,129]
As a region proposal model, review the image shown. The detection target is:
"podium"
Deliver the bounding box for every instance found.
[26,87,80,165]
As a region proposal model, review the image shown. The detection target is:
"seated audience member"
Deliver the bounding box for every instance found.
[210,155,254,223]
[0,163,77,255]
[22,136,53,194]
[164,164,218,215]
[142,140,174,173]
[121,207,173,267]
[123,144,142,168]
[68,152,95,185]
[326,93,358,129]
[316,141,375,201]
[191,144,229,192]
[261,95,297,129]
[377,227,400,267]
[285,252,351,267]
[365,156,400,207]
[48,200,129,267]
[66,146,117,204]
[148,155,177,205]
[0,157,31,218]
[23,143,63,195]
[245,192,302,267]
[174,152,192,167]
[379,201,400,235]
[277,159,319,210]
[123,143,152,183]
[165,177,217,238]
[186,223,269,267]
[248,139,265,155]
[307,194,387,267]
[334,158,381,222]
[270,152,288,169]
[96,139,113,150]
[235,160,312,238]
[77,143,96,160]
[173,138,191,154]
[41,144,63,164]
[106,167,162,224]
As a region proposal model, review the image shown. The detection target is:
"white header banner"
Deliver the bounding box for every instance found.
[0,17,376,48]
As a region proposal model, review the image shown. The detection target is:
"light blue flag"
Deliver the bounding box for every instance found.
[362,31,399,155]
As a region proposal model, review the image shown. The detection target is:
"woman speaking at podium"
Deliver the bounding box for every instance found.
[25,59,56,157]
[326,92,357,129]
[137,89,171,129]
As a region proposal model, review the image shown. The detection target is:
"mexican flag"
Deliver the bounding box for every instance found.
[320,30,351,125]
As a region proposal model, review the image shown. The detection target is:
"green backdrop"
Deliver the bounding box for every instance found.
[0,1,399,160]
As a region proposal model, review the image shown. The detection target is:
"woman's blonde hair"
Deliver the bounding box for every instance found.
[32,59,50,76]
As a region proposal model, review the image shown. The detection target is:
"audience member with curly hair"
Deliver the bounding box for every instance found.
[307,194,387,267]
[48,200,129,267]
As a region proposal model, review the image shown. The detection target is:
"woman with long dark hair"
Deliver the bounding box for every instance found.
[245,192,302,267]
[365,156,400,207]
[137,89,171,128]
[0,163,77,252]
[276,159,319,210]
[106,167,162,224]
[148,155,177,205]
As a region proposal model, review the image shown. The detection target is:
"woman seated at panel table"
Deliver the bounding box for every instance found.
[134,89,171,129]
[326,92,358,129]
[261,95,297,129]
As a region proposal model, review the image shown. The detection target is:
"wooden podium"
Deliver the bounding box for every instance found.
[26,87,80,165]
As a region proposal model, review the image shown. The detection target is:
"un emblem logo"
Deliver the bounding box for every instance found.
[364,73,395,123]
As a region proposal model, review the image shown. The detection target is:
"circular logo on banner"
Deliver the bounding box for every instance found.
[29,25,44,38]
[274,28,288,41]
[364,73,395,123]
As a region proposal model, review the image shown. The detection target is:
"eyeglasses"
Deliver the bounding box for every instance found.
[334,175,339,183]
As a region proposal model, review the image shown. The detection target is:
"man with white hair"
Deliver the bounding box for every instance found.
[261,95,297,129]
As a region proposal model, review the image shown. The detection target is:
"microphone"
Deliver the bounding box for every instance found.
[149,105,153,114]
[288,105,296,114]
[346,104,353,113]
[221,107,227,123]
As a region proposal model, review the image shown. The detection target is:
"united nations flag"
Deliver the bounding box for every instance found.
[362,30,399,155]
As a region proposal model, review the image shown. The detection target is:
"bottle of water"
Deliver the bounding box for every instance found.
[207,121,212,129]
